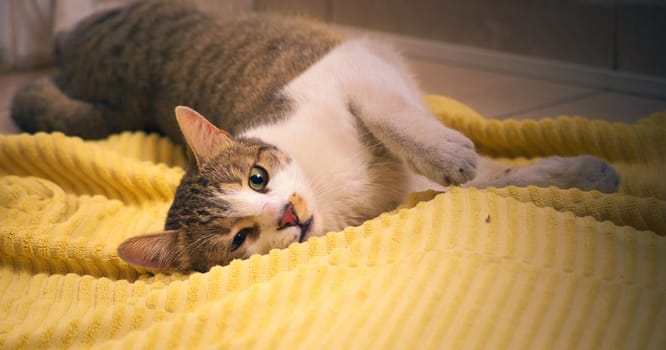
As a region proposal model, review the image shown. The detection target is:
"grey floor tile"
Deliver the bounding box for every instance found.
[406,56,596,119]
[508,91,666,123]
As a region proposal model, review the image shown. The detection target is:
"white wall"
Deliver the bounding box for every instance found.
[0,0,255,70]
[0,0,95,69]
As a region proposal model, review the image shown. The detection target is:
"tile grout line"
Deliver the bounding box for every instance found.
[490,90,603,119]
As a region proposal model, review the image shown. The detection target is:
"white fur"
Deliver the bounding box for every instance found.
[244,40,393,233]
[242,39,477,235]
[242,38,619,242]
[467,155,620,193]
[216,160,318,252]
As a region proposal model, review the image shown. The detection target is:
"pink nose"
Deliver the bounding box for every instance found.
[278,202,299,229]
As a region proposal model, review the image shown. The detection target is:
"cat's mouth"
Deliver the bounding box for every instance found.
[277,202,313,243]
[275,216,312,243]
[298,217,313,243]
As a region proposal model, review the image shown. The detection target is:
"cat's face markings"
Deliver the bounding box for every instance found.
[117,107,320,272]
[211,145,317,259]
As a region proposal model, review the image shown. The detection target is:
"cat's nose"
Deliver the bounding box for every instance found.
[278,202,299,229]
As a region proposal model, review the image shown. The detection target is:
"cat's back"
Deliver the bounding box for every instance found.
[58,1,340,69]
[55,0,342,138]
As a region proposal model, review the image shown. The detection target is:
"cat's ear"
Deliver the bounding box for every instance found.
[175,106,233,169]
[117,230,184,270]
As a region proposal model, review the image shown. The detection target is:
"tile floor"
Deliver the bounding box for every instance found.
[1,44,665,135]
[406,57,666,123]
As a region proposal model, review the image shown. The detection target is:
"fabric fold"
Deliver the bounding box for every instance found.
[1,96,664,349]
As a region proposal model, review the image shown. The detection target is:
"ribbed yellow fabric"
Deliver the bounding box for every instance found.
[1,96,664,349]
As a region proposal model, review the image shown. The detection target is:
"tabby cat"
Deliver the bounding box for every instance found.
[11,1,619,272]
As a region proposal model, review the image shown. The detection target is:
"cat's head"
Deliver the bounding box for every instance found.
[117,106,320,272]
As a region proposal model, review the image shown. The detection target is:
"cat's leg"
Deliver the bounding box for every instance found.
[11,77,140,138]
[468,155,620,193]
[318,40,477,187]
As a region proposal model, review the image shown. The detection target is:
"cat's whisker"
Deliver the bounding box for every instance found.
[188,233,217,252]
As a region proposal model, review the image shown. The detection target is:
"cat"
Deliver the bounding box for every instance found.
[10,1,620,272]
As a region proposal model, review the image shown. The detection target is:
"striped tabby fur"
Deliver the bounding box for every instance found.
[11,0,620,272]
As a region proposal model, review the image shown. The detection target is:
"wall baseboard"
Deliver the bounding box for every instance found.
[337,26,666,100]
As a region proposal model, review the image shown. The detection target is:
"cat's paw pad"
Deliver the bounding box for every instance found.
[406,129,477,186]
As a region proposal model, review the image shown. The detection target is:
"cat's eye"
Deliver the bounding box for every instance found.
[248,166,269,192]
[230,228,252,251]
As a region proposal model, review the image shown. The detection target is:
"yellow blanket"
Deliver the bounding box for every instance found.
[1,95,664,349]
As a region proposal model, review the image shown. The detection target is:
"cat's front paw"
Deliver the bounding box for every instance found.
[405,129,477,186]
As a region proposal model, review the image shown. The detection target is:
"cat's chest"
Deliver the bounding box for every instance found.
[242,98,367,191]
[242,99,404,231]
